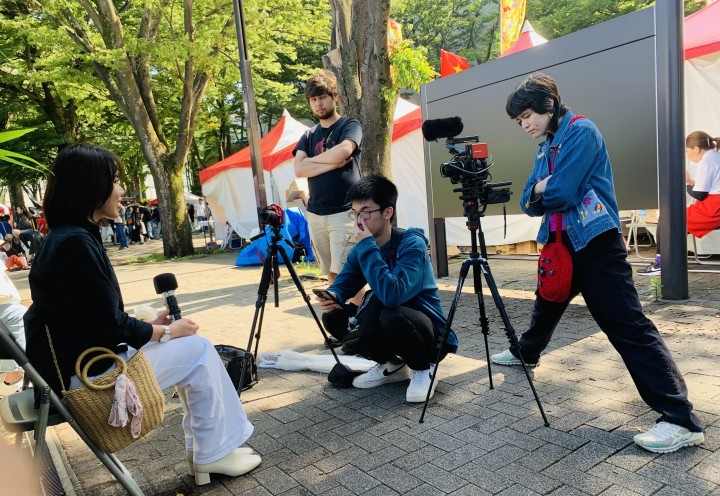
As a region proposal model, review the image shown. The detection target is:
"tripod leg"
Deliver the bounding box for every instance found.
[239,245,275,397]
[480,260,550,426]
[420,258,472,423]
[471,260,494,390]
[275,244,344,364]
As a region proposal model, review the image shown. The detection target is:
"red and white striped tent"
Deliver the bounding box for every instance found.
[199,100,427,243]
[500,20,547,58]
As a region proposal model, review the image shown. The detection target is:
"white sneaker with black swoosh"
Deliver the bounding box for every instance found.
[352,362,410,388]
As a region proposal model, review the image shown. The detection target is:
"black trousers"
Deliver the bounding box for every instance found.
[511,229,703,432]
[323,305,438,370]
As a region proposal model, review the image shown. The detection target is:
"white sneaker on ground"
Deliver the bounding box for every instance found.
[633,421,705,453]
[490,349,538,367]
[352,362,409,388]
[406,364,437,403]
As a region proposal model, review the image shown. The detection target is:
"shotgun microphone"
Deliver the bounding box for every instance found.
[421,116,464,141]
[153,273,182,321]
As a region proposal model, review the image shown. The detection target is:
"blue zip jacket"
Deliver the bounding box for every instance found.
[328,227,458,353]
[520,110,621,251]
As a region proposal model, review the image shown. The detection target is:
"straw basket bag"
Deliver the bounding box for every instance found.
[47,328,165,453]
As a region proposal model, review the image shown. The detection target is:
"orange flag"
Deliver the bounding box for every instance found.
[440,49,470,78]
[388,18,403,48]
[500,0,527,53]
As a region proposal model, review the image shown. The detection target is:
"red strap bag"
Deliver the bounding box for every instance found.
[536,115,586,302]
[537,214,573,302]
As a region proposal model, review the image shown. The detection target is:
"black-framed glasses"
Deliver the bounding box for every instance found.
[348,208,382,220]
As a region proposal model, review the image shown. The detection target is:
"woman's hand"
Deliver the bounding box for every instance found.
[686,169,695,187]
[151,310,171,325]
[168,318,199,339]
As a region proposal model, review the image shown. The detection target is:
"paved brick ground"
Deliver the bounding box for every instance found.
[10,238,720,496]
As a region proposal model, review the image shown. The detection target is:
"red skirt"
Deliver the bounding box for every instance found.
[687,194,720,238]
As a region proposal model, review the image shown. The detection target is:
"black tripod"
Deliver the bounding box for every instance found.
[238,223,342,395]
[419,195,549,426]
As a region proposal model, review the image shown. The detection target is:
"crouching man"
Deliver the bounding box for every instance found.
[316,175,458,402]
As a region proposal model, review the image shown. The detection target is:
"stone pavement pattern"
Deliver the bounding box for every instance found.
[10,241,720,496]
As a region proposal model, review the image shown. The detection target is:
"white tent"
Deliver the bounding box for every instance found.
[684,1,720,254]
[199,110,310,242]
[200,100,434,243]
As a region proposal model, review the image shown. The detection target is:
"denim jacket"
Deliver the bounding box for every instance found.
[520,110,621,251]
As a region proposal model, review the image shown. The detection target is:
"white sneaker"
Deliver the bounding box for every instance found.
[406,364,437,403]
[352,362,409,388]
[633,421,705,453]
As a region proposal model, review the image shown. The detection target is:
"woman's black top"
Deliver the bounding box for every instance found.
[25,222,153,396]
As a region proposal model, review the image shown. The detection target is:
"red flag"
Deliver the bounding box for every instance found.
[440,49,470,78]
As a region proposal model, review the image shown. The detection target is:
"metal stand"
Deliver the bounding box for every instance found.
[419,196,549,427]
[238,223,339,395]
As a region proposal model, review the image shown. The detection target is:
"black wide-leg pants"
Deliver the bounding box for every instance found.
[510,229,703,432]
[323,305,437,370]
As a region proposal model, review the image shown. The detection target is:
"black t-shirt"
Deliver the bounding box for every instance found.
[293,116,362,215]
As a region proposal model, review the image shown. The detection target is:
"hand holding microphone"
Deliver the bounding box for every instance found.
[154,273,182,321]
[152,273,199,341]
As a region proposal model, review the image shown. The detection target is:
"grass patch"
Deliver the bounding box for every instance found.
[125,248,234,265]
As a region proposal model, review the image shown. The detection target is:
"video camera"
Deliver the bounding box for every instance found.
[422,117,512,207]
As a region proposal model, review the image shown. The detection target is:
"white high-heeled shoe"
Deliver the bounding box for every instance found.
[186,448,254,477]
[193,449,261,485]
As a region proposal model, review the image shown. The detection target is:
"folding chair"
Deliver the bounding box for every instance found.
[0,321,145,496]
[625,210,657,259]
[689,230,720,270]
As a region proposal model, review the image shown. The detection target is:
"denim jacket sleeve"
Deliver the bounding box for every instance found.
[541,122,602,212]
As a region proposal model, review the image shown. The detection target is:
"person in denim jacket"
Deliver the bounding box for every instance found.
[490,73,704,454]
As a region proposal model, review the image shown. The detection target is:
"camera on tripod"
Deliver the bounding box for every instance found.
[422,116,512,208]
[259,204,284,227]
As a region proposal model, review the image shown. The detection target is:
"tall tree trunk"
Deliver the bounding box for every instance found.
[8,183,24,216]
[324,0,397,177]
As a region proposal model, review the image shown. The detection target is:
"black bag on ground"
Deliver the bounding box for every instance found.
[214,344,258,392]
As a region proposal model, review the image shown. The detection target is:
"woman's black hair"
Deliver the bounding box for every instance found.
[346,175,398,220]
[506,72,568,133]
[43,144,120,228]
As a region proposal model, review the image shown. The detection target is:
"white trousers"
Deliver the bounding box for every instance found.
[71,334,253,464]
[0,303,27,373]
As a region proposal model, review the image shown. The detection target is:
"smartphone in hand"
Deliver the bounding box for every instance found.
[312,288,338,302]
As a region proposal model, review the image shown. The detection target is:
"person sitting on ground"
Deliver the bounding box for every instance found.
[1,237,28,271]
[316,175,458,402]
[25,144,261,486]
[639,130,720,276]
[493,72,704,454]
[14,206,33,231]
[0,264,27,391]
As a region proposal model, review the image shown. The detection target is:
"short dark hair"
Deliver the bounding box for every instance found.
[304,69,338,100]
[506,72,568,133]
[346,175,398,219]
[43,144,120,228]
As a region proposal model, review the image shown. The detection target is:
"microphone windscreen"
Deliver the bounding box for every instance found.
[421,117,464,141]
[153,273,178,294]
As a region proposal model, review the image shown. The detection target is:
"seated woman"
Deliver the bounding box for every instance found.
[25,144,261,486]
[639,130,720,275]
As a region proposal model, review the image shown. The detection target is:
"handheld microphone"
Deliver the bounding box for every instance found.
[421,117,464,141]
[153,273,182,321]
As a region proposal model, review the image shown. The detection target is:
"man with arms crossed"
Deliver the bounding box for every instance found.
[294,70,362,285]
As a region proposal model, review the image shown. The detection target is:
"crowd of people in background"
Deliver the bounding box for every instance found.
[0,206,47,271]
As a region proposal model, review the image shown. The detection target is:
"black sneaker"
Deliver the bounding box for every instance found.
[638,261,661,276]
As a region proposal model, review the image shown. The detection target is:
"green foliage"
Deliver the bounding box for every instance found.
[391,40,437,91]
[0,128,47,174]
[649,276,662,302]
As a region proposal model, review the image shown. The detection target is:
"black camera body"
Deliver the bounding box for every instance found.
[259,204,284,227]
[440,135,512,207]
